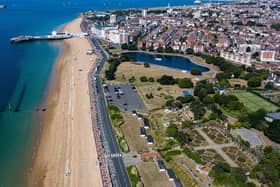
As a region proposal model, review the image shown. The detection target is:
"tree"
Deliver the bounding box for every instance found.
[157,75,176,85]
[248,77,262,87]
[176,95,194,104]
[209,162,250,187]
[194,80,214,100]
[166,124,178,137]
[265,120,280,143]
[140,76,148,82]
[271,23,280,31]
[265,82,274,90]
[157,46,164,53]
[165,46,174,53]
[178,78,193,88]
[144,62,150,68]
[191,68,202,75]
[254,152,280,186]
[186,48,194,55]
[165,99,174,108]
[246,46,251,53]
[148,77,155,82]
[121,43,128,50]
[190,100,206,120]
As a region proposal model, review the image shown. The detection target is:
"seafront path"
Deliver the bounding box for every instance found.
[82,17,131,187]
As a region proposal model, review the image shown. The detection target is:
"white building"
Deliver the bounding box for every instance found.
[106,30,129,44]
[109,14,117,24]
[220,51,252,66]
[91,23,118,38]
[142,9,147,18]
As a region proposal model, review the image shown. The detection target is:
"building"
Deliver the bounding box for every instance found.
[239,44,261,54]
[110,14,117,24]
[147,135,154,145]
[267,72,280,87]
[139,127,147,137]
[166,169,176,181]
[91,23,118,38]
[142,9,147,18]
[220,51,252,66]
[174,179,183,187]
[260,50,276,62]
[143,118,150,129]
[265,112,280,122]
[107,30,129,44]
[156,160,166,172]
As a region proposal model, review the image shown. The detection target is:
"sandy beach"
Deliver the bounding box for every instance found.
[28,17,102,187]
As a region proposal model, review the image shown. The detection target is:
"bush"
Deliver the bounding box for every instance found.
[178,78,193,88]
[165,99,174,108]
[176,95,194,104]
[140,76,148,82]
[247,77,262,87]
[146,93,154,99]
[148,77,155,82]
[191,68,202,75]
[129,76,136,83]
[186,48,194,55]
[144,62,150,68]
[165,150,182,157]
[190,100,206,120]
[166,124,178,137]
[157,75,177,85]
[183,148,202,164]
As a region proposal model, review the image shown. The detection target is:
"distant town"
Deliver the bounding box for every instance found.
[87,0,279,67]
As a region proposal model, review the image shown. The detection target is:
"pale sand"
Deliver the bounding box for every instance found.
[28,17,102,187]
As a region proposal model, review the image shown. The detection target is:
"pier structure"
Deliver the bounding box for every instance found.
[10,31,88,43]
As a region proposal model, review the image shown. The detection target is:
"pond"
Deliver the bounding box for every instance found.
[122,52,209,72]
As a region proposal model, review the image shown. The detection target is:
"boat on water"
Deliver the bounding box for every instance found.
[10,31,73,43]
[155,57,162,61]
[0,5,7,9]
[194,0,201,4]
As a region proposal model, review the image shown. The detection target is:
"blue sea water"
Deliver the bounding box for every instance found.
[0,0,201,186]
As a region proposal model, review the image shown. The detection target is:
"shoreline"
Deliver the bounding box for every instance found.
[28,17,102,187]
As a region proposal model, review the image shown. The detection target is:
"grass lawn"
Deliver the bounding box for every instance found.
[137,161,172,187]
[121,112,149,152]
[127,165,142,187]
[230,90,279,112]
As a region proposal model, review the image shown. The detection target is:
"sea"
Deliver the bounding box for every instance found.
[0,0,203,186]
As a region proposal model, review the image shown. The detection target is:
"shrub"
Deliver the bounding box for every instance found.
[148,77,155,82]
[183,148,202,164]
[140,76,148,82]
[190,68,202,75]
[146,93,154,99]
[176,95,194,104]
[144,62,150,68]
[178,78,193,88]
[157,75,176,85]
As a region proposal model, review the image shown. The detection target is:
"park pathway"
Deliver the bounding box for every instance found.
[196,128,238,167]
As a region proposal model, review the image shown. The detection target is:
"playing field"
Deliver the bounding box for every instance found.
[230,91,279,112]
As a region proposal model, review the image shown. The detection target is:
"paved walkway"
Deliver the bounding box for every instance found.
[194,143,234,151]
[196,128,238,167]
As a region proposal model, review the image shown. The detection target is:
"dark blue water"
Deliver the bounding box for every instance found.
[124,52,209,72]
[0,0,202,186]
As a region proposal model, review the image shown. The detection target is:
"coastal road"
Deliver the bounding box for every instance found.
[89,36,131,187]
